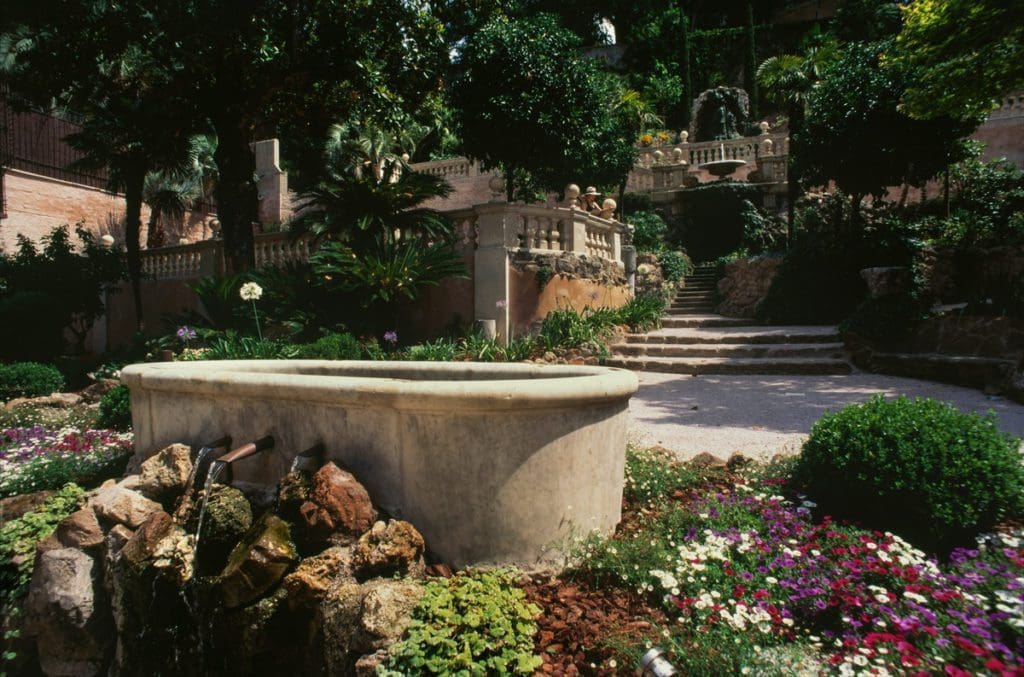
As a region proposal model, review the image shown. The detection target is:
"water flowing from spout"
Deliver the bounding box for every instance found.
[191,460,227,567]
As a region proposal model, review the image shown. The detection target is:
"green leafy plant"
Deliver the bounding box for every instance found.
[791,396,1024,554]
[658,250,693,283]
[406,338,461,362]
[628,211,669,254]
[0,363,65,402]
[292,332,362,360]
[0,483,85,607]
[614,293,666,332]
[534,265,554,291]
[199,337,300,361]
[537,308,608,355]
[382,570,543,676]
[96,384,132,431]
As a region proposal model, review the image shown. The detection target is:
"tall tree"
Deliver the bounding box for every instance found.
[889,0,1024,120]
[451,14,635,201]
[757,33,838,239]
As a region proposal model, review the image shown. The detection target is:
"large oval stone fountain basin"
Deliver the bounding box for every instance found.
[121,360,638,567]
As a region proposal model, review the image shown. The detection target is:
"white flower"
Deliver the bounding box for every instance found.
[239,282,263,301]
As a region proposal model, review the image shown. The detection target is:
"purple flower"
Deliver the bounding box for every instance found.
[176,326,197,342]
[383,330,398,345]
[495,299,508,309]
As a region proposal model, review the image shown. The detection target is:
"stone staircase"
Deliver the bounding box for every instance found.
[607,266,853,375]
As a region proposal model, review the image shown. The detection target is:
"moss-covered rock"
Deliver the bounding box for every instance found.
[218,514,297,609]
[188,484,252,574]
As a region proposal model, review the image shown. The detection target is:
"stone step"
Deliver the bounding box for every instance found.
[666,306,723,315]
[867,352,1015,391]
[612,342,847,359]
[660,315,755,328]
[623,326,841,344]
[604,355,853,375]
[675,291,717,299]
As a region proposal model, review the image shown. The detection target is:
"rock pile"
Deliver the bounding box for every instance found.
[22,442,430,676]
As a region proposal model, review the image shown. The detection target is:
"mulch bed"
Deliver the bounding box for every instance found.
[521,573,667,675]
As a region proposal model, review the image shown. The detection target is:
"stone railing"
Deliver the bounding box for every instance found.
[989,92,1024,120]
[635,132,788,169]
[140,204,631,282]
[414,157,483,180]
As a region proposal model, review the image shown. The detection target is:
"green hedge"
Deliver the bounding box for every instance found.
[0,362,65,401]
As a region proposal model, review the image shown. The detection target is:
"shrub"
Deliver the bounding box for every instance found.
[406,338,461,362]
[791,396,1024,554]
[629,211,670,253]
[658,249,693,283]
[382,570,543,675]
[538,308,607,354]
[97,384,132,431]
[839,291,930,344]
[200,337,300,360]
[292,332,361,360]
[0,362,65,401]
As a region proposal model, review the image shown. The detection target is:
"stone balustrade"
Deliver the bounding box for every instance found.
[140,204,631,282]
[414,157,482,180]
[989,92,1024,120]
[634,132,788,169]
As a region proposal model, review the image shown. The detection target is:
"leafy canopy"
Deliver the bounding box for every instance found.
[889,0,1024,120]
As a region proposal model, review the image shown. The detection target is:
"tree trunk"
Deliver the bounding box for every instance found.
[785,104,803,247]
[504,163,515,203]
[745,1,758,121]
[679,5,692,129]
[145,207,164,249]
[123,164,147,332]
[213,117,259,273]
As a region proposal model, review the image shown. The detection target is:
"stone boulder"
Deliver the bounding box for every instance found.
[117,510,194,585]
[352,520,426,580]
[0,489,55,522]
[4,391,81,410]
[322,578,424,674]
[54,508,105,551]
[188,483,252,573]
[219,514,298,609]
[298,463,377,544]
[136,443,193,505]
[860,266,911,298]
[716,255,783,318]
[282,546,354,609]
[78,378,120,404]
[89,485,162,529]
[25,547,112,676]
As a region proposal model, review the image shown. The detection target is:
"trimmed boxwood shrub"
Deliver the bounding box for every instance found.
[0,362,65,401]
[791,396,1024,555]
[292,332,361,360]
[97,384,132,431]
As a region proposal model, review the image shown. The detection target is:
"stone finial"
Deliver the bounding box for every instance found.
[671,147,684,163]
[652,150,664,163]
[565,183,581,207]
[178,238,189,246]
[759,120,770,135]
[400,153,410,162]
[679,130,689,144]
[100,234,115,248]
[598,198,617,220]
[762,138,774,155]
[209,219,221,238]
[488,174,506,202]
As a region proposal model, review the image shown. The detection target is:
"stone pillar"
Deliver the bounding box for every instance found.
[473,204,516,343]
[569,215,588,256]
[197,240,223,278]
[252,139,288,227]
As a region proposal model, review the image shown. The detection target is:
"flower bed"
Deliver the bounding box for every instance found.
[573,449,1024,675]
[0,426,133,497]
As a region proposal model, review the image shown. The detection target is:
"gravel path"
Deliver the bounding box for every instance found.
[628,372,1024,461]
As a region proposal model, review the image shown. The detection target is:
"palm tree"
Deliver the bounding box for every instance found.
[143,135,218,248]
[757,34,839,242]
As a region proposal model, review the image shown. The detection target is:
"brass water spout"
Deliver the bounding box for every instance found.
[216,436,275,485]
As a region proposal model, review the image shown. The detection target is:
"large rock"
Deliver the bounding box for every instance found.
[189,483,253,573]
[25,547,112,676]
[0,489,55,522]
[219,514,297,609]
[89,485,161,529]
[716,255,783,318]
[117,510,194,585]
[322,578,424,674]
[282,545,354,609]
[353,520,426,580]
[136,443,193,504]
[299,463,377,544]
[5,391,81,410]
[54,508,105,551]
[860,266,911,298]
[78,378,120,404]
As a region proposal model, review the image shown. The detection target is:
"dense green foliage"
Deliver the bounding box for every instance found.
[792,396,1024,553]
[675,181,761,262]
[0,226,126,362]
[382,570,542,675]
[628,211,669,254]
[0,363,64,402]
[798,39,979,202]
[451,14,634,199]
[657,250,694,283]
[891,0,1024,120]
[96,384,132,431]
[292,333,362,360]
[0,484,85,606]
